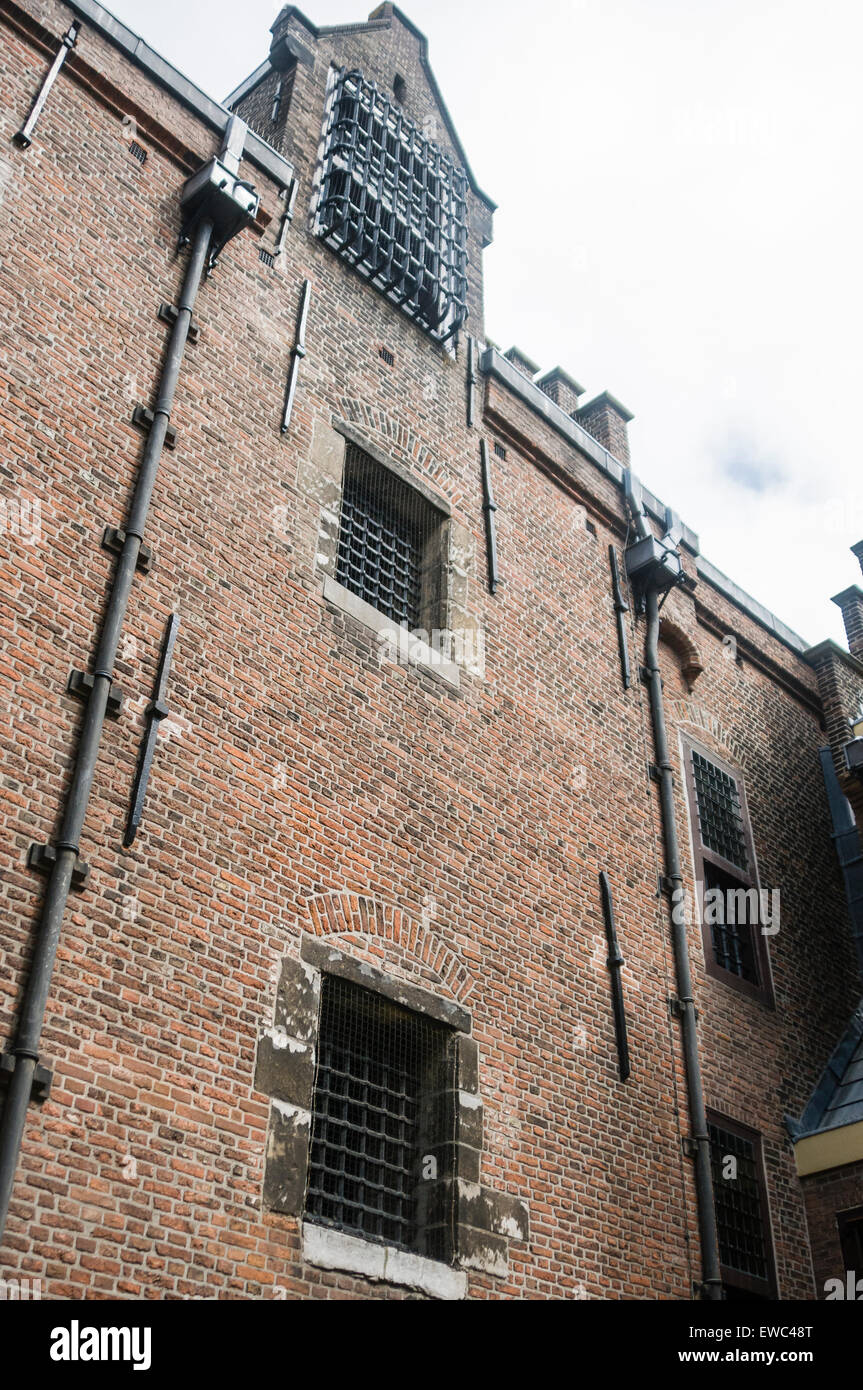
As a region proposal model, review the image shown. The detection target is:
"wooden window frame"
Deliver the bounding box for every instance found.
[707,1110,777,1300]
[837,1204,863,1278]
[682,735,774,1005]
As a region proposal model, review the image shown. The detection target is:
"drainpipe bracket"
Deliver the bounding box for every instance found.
[27,843,90,891]
[101,526,152,573]
[132,405,177,450]
[657,873,676,897]
[0,1053,53,1102]
[681,1136,699,1159]
[668,994,699,1022]
[67,669,123,717]
[158,302,199,343]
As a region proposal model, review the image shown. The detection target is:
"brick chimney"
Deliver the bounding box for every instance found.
[537,366,584,416]
[832,586,863,661]
[575,390,633,468]
[851,539,863,575]
[503,346,540,381]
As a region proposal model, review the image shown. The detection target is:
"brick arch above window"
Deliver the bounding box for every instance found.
[304,890,474,1002]
[670,708,750,773]
[336,396,454,499]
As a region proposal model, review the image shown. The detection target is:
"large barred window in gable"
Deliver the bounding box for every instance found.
[316,67,469,343]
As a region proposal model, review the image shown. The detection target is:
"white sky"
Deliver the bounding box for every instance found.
[100,0,863,647]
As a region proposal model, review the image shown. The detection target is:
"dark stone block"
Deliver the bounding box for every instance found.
[262,1102,310,1215]
[301,935,471,1032]
[455,1033,479,1093]
[457,1224,508,1277]
[254,1032,315,1108]
[274,955,321,1043]
[456,1091,483,1149]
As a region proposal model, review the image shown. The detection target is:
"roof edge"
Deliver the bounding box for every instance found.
[264,4,495,209]
[66,0,294,188]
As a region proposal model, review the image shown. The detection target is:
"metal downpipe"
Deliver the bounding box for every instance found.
[644,583,723,1300]
[0,217,214,1245]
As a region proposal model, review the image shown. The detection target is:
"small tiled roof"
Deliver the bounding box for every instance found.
[787,1005,863,1138]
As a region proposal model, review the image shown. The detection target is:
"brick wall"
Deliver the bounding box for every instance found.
[803,1160,863,1293]
[0,0,859,1301]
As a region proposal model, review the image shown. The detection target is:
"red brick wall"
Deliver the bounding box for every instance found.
[0,0,858,1300]
[803,1161,863,1295]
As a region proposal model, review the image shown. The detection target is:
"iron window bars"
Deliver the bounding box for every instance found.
[306,974,455,1260]
[316,67,469,343]
[691,752,748,870]
[707,1115,776,1299]
[682,737,772,1002]
[336,443,442,631]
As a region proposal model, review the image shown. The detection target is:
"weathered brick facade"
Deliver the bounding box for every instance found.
[0,0,861,1300]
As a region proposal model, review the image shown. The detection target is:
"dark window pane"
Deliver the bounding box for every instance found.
[692,751,748,870]
[838,1209,863,1278]
[306,974,454,1259]
[335,444,438,630]
[709,1122,771,1287]
[702,862,760,985]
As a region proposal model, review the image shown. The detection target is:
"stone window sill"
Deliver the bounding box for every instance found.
[322,575,460,690]
[302,1220,466,1300]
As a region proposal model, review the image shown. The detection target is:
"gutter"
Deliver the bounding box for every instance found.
[64,0,295,189]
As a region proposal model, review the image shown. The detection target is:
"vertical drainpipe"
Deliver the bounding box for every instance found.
[625,470,722,1299]
[0,116,260,1245]
[643,584,723,1300]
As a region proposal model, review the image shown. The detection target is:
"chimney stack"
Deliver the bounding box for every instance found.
[503,345,540,381]
[576,390,634,468]
[833,589,863,663]
[537,366,584,416]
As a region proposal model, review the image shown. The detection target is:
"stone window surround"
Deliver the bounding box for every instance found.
[254,934,529,1299]
[297,416,482,692]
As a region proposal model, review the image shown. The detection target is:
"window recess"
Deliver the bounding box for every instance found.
[316,67,469,343]
[683,737,773,1003]
[708,1113,776,1300]
[335,442,445,633]
[306,973,456,1262]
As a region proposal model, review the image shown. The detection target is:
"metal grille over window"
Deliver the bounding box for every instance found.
[709,1123,771,1291]
[692,751,748,869]
[702,863,759,984]
[336,444,440,630]
[317,67,469,343]
[306,975,455,1260]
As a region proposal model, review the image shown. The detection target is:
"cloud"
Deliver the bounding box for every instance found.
[714,435,788,494]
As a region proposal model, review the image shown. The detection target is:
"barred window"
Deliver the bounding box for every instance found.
[708,1115,776,1299]
[316,67,469,343]
[692,752,748,870]
[305,974,456,1261]
[683,738,772,1002]
[335,443,444,631]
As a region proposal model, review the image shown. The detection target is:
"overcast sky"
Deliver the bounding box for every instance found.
[103,0,862,647]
